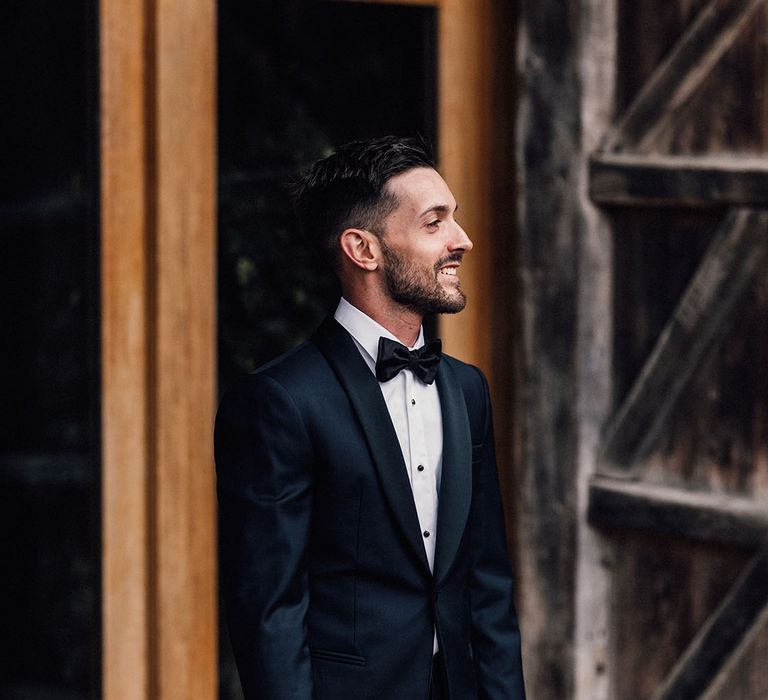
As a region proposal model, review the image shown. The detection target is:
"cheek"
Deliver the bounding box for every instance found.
[414,242,445,265]
[392,236,445,273]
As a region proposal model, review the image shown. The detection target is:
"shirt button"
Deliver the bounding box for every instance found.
[417,464,424,472]
[423,530,430,538]
[411,398,416,405]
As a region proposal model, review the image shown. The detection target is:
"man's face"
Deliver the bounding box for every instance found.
[377,167,473,316]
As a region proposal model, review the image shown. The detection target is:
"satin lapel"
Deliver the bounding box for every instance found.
[433,359,473,586]
[312,317,431,574]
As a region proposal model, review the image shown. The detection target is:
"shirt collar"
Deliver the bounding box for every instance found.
[334,297,425,366]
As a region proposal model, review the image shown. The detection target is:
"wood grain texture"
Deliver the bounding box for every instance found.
[588,476,768,546]
[701,600,768,700]
[100,0,150,697]
[604,0,767,153]
[153,0,217,697]
[590,153,768,206]
[615,0,710,115]
[656,5,768,156]
[600,208,768,471]
[640,269,768,501]
[591,1,768,698]
[101,0,217,697]
[652,545,768,700]
[573,1,619,697]
[608,531,751,700]
[515,0,582,696]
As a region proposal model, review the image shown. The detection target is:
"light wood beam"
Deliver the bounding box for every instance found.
[153,0,217,697]
[101,0,150,695]
[100,0,217,697]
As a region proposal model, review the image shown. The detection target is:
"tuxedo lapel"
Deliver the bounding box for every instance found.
[312,317,431,574]
[433,359,472,586]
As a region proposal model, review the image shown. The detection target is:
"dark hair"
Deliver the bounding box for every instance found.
[291,135,435,269]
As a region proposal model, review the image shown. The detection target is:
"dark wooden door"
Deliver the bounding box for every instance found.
[587,0,768,697]
[515,0,768,698]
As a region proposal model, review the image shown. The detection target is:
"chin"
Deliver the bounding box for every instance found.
[434,293,467,315]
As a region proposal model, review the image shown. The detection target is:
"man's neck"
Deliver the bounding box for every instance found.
[342,296,423,348]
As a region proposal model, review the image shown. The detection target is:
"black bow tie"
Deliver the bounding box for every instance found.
[375,337,442,385]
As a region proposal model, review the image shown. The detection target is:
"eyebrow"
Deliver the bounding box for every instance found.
[419,203,459,217]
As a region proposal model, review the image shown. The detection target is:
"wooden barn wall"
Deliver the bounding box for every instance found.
[516,0,768,698]
[618,1,768,156]
[516,0,591,696]
[702,602,768,700]
[606,1,768,697]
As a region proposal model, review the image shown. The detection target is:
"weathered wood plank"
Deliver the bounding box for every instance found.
[604,0,767,152]
[600,208,768,471]
[590,153,768,206]
[573,0,617,698]
[701,600,768,700]
[516,0,583,697]
[609,529,751,700]
[651,544,768,700]
[588,476,768,546]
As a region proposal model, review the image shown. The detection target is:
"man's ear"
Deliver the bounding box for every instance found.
[339,228,380,271]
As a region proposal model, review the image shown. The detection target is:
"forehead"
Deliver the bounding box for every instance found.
[385,167,455,215]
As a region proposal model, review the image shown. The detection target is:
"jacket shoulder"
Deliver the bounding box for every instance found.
[217,340,334,417]
[442,354,488,400]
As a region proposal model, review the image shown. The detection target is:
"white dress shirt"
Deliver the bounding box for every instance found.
[334,297,444,572]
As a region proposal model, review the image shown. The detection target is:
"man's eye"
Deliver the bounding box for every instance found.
[427,220,440,228]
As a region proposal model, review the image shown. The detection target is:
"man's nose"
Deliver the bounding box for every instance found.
[449,222,473,252]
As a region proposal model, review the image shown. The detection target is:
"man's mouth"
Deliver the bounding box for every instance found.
[436,255,463,279]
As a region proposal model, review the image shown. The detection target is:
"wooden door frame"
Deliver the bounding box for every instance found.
[99,0,507,696]
[100,0,217,698]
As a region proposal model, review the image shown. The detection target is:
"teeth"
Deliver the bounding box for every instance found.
[441,268,457,276]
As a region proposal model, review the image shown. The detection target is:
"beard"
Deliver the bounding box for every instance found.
[379,239,467,315]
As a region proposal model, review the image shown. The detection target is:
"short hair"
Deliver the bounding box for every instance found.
[291,135,435,269]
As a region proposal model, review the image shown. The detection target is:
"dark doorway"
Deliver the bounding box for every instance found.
[216,1,437,696]
[0,1,101,698]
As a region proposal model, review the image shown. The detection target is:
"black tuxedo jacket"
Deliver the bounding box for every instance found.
[215,317,525,700]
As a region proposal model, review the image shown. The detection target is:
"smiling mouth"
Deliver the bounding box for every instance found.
[436,254,463,282]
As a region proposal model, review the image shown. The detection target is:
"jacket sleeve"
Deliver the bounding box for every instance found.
[215,373,315,699]
[468,367,526,699]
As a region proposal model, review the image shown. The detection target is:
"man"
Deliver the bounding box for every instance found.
[215,136,525,699]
